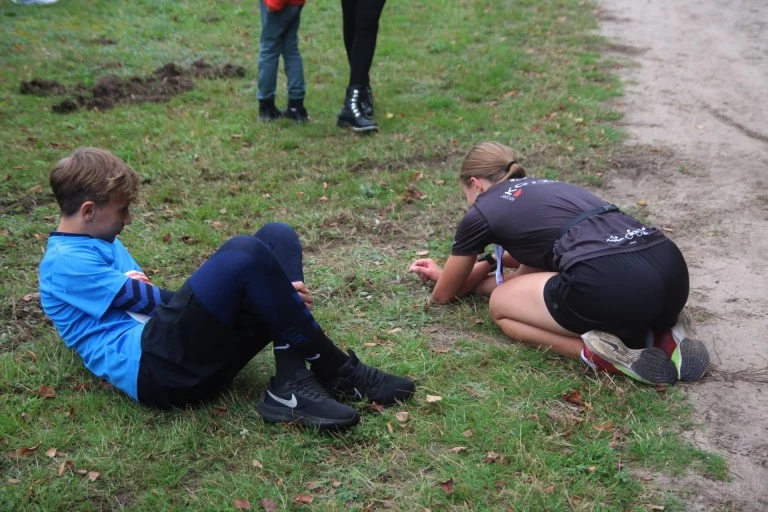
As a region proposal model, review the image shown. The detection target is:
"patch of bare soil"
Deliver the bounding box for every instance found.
[19,60,245,113]
[598,1,768,510]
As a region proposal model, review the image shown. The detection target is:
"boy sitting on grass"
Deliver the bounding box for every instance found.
[38,147,414,429]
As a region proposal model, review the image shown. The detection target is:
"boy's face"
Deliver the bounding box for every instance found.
[89,194,132,242]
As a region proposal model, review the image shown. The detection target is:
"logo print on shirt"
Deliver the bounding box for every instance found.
[267,390,298,408]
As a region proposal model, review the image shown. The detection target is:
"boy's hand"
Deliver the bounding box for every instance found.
[292,281,313,309]
[408,258,443,284]
[125,270,152,284]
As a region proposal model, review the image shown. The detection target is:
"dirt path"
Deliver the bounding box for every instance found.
[597,0,768,510]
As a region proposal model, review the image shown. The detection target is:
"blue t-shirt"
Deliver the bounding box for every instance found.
[39,233,145,400]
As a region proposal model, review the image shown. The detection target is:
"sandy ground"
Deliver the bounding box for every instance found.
[597,0,768,510]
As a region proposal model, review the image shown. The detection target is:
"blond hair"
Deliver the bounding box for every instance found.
[50,147,140,216]
[459,142,526,185]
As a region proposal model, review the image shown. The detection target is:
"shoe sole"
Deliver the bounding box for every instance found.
[257,402,359,430]
[582,331,678,385]
[671,310,710,381]
[336,119,379,132]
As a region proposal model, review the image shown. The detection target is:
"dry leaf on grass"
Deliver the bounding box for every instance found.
[426,395,442,403]
[234,498,251,510]
[261,498,278,512]
[437,478,455,494]
[394,411,410,422]
[293,494,313,505]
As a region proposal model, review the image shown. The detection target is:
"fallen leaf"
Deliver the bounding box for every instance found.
[463,429,475,437]
[13,445,39,457]
[362,342,378,348]
[593,420,614,432]
[437,478,455,494]
[180,235,195,244]
[39,385,56,399]
[162,233,171,243]
[234,498,251,510]
[416,250,430,256]
[46,448,57,458]
[261,498,278,512]
[450,446,467,454]
[426,395,442,403]
[473,318,483,324]
[387,327,402,334]
[386,422,394,434]
[211,405,228,417]
[65,407,75,418]
[394,411,410,422]
[385,112,394,119]
[648,505,665,511]
[563,390,583,406]
[293,494,313,505]
[330,479,342,488]
[251,460,263,469]
[23,292,40,302]
[318,196,329,202]
[368,403,385,413]
[586,465,596,473]
[431,346,450,354]
[58,460,74,476]
[76,469,88,475]
[7,478,21,484]
[543,485,555,494]
[87,471,100,481]
[636,199,649,207]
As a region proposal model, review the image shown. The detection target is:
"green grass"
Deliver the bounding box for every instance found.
[0,0,723,510]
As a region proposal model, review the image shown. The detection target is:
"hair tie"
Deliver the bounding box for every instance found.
[505,160,517,172]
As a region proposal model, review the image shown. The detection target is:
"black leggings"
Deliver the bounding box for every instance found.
[544,240,689,345]
[341,0,386,87]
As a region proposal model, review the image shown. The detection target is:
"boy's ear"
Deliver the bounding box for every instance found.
[81,201,97,221]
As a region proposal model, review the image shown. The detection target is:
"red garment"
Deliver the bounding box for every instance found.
[264,0,305,11]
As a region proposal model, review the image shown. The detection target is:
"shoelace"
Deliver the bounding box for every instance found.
[346,361,386,391]
[292,373,333,401]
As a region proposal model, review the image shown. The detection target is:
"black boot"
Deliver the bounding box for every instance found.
[282,98,309,124]
[360,85,374,118]
[259,99,282,122]
[337,87,378,133]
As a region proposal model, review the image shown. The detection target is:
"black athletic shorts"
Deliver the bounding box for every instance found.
[543,239,689,344]
[137,282,271,408]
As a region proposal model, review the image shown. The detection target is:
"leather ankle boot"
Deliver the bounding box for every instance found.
[360,85,374,118]
[337,87,378,133]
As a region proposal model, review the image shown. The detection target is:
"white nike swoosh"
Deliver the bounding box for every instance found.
[273,344,290,350]
[306,353,321,361]
[267,390,298,408]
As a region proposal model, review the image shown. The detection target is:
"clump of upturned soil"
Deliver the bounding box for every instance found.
[19,60,246,113]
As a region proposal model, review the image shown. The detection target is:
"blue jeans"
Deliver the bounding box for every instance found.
[258,3,305,101]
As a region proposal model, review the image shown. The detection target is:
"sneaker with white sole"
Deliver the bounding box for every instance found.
[257,369,359,429]
[582,330,678,385]
[667,310,710,381]
[318,350,415,406]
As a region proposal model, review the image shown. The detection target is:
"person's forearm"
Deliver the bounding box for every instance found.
[455,262,495,297]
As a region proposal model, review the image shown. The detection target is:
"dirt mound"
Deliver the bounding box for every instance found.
[19,60,246,113]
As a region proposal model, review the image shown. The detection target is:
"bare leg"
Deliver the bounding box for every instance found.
[487,272,583,359]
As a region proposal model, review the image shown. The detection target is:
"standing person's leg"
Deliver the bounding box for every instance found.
[337,0,381,132]
[257,2,285,120]
[345,0,386,89]
[280,5,308,123]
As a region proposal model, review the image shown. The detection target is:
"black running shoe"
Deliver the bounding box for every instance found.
[257,369,359,429]
[318,350,415,406]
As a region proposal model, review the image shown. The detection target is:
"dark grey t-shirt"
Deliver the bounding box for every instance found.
[451,178,667,271]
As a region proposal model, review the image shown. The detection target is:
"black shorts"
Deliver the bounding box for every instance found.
[543,239,689,343]
[137,282,271,408]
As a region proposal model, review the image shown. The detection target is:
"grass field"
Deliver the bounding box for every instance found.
[0,0,725,510]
